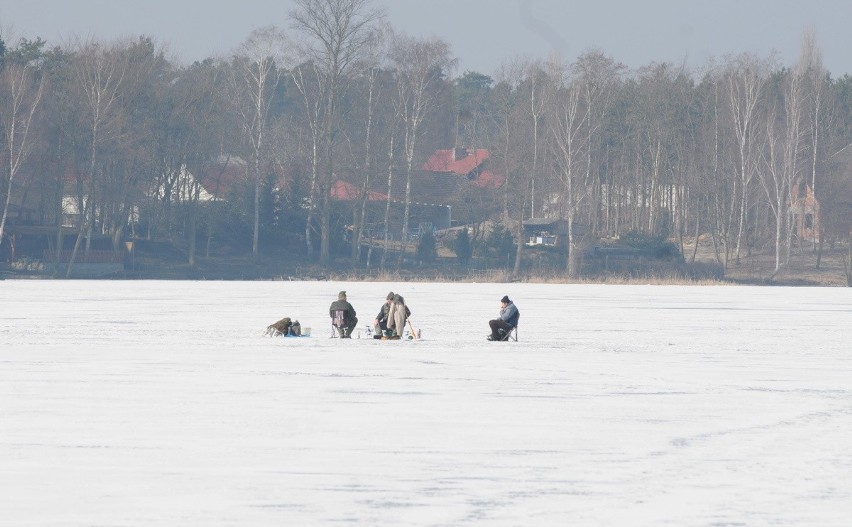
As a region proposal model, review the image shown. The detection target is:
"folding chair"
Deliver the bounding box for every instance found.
[331,309,346,338]
[499,314,519,342]
[499,325,518,342]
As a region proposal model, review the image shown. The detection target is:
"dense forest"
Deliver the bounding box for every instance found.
[1,0,851,280]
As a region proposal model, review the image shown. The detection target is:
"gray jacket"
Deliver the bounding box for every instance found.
[499,302,520,327]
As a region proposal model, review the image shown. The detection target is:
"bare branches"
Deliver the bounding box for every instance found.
[290,0,385,78]
[289,0,386,265]
[0,61,46,245]
[228,26,289,257]
[388,32,454,265]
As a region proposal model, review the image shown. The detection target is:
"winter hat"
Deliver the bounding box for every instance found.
[338,291,347,300]
[386,291,395,300]
[500,295,510,304]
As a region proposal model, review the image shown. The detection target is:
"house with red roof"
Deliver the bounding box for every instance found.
[329,179,389,202]
[422,147,505,189]
[329,177,452,241]
[326,147,507,244]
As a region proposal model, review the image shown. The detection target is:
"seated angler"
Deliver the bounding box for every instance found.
[386,293,411,339]
[372,292,396,338]
[329,291,358,338]
[487,295,519,341]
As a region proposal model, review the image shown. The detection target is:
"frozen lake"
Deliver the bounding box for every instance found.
[1,280,850,526]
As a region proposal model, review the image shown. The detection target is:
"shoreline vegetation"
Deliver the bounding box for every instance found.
[4,242,848,287]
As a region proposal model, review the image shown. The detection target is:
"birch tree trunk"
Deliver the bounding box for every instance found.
[66,40,128,278]
[290,0,385,266]
[0,63,45,250]
[230,27,286,259]
[388,33,453,268]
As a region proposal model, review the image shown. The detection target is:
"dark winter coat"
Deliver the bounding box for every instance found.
[376,300,411,323]
[329,300,357,324]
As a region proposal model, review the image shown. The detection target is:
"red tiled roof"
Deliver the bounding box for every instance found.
[472,170,505,189]
[422,148,490,175]
[330,179,389,201]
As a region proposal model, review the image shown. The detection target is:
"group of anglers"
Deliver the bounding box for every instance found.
[329,290,412,339]
[266,291,520,342]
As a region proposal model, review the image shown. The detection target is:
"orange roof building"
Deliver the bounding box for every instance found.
[422,147,505,189]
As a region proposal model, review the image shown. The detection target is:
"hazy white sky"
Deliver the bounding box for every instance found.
[1,0,850,77]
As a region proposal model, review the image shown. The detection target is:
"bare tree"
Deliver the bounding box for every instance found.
[523,63,548,222]
[630,63,690,237]
[493,58,542,278]
[339,23,389,265]
[388,32,454,267]
[169,59,229,266]
[229,26,288,258]
[781,56,809,265]
[102,37,166,256]
[289,61,325,261]
[546,59,590,277]
[350,61,382,265]
[694,65,740,268]
[0,60,46,250]
[379,117,397,269]
[290,0,385,265]
[725,53,769,265]
[65,39,129,278]
[492,61,523,274]
[758,41,821,275]
[573,50,624,236]
[761,93,788,273]
[798,30,827,257]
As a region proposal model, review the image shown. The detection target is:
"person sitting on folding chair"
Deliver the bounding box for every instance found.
[372,291,394,338]
[329,290,358,338]
[386,293,411,339]
[373,291,411,339]
[487,295,519,341]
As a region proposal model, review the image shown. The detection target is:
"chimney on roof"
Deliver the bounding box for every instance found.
[454,147,467,161]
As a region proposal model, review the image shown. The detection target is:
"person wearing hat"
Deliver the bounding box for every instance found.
[372,291,412,338]
[329,291,358,338]
[372,292,394,338]
[488,295,519,341]
[386,293,411,339]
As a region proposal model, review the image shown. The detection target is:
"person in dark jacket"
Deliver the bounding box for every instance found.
[329,291,358,338]
[488,295,519,341]
[373,291,412,338]
[373,291,396,338]
[266,316,300,336]
[386,293,410,339]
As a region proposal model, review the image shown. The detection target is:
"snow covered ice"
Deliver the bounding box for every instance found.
[1,280,850,526]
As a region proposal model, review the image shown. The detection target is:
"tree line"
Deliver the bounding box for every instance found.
[1,0,850,278]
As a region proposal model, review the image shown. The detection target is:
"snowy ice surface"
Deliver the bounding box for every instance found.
[1,280,850,526]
